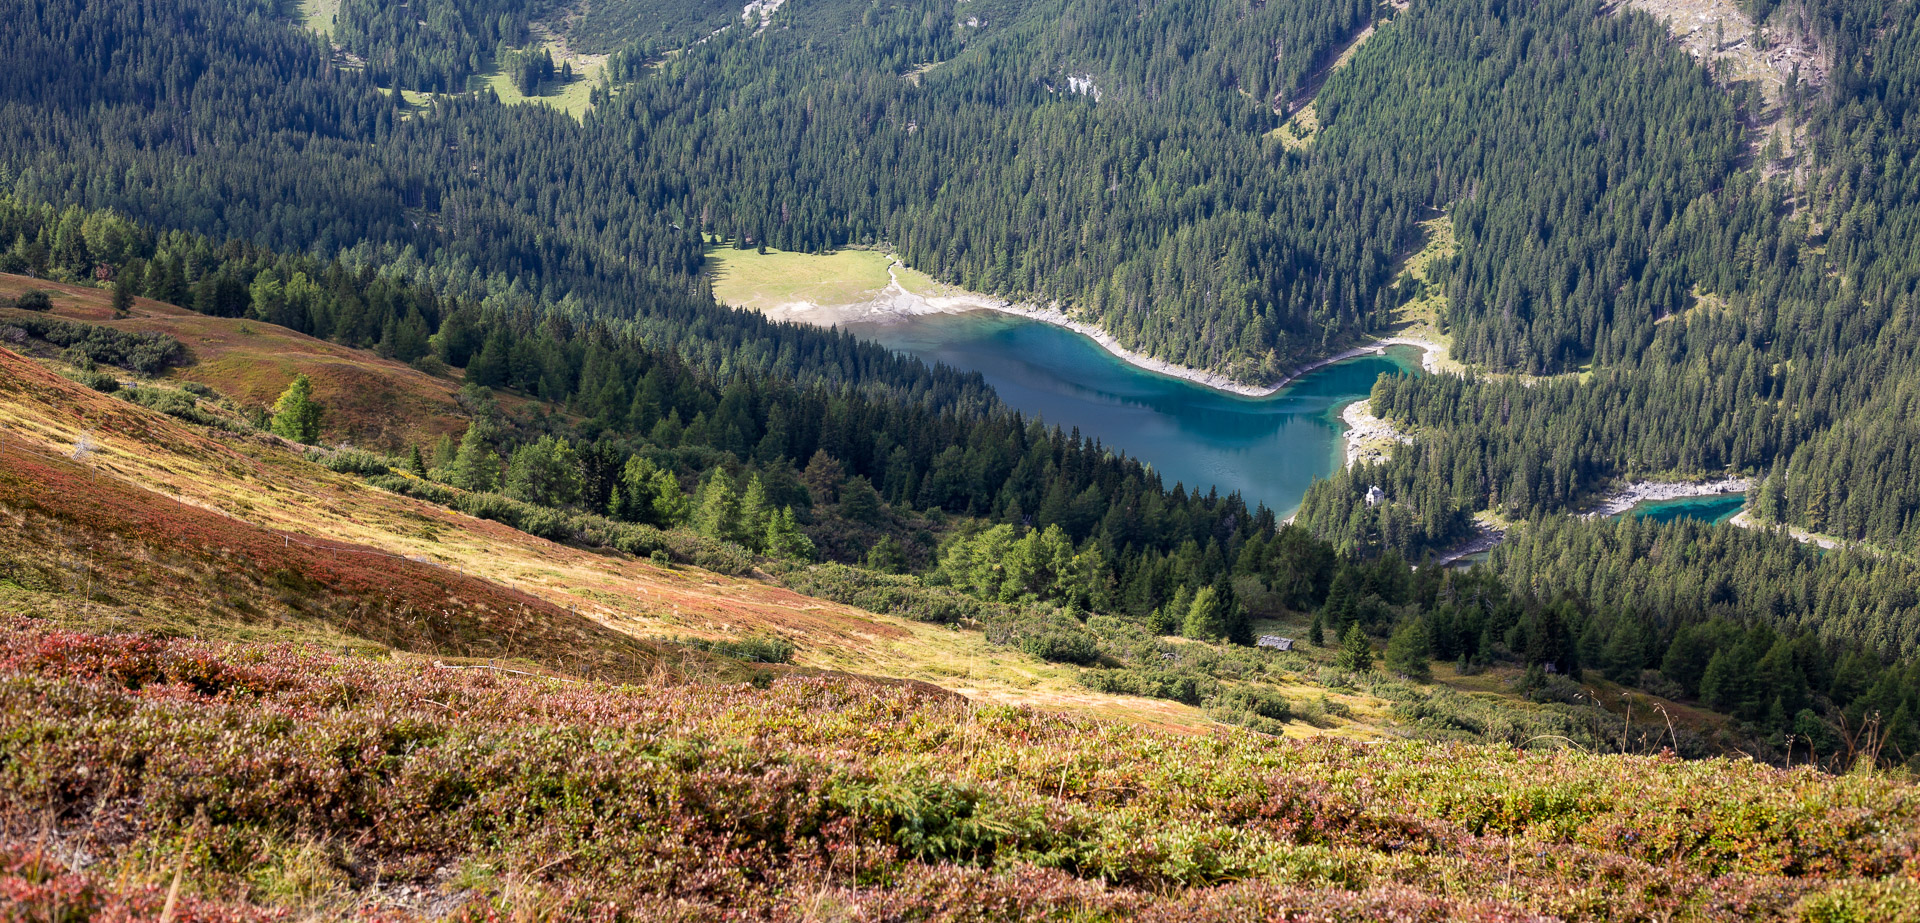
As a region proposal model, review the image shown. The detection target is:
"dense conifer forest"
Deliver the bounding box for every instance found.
[0,0,1745,381]
[1296,0,1920,558]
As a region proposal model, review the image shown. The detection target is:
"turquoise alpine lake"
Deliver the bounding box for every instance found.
[841,310,1423,517]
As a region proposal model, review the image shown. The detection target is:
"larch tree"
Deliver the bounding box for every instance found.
[270,374,323,444]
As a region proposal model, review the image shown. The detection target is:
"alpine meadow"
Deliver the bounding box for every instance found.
[1,0,1919,920]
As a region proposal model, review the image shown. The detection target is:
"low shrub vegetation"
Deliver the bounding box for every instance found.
[1,315,184,372]
[1,620,1916,921]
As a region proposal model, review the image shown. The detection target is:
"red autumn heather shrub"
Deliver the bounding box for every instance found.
[1,617,1916,921]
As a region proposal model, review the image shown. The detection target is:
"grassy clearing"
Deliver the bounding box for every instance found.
[901,61,944,85]
[1386,216,1474,376]
[477,70,600,119]
[473,48,606,120]
[707,244,951,310]
[1271,101,1320,149]
[1657,284,1733,327]
[376,86,437,112]
[891,260,947,297]
[707,245,900,309]
[295,0,341,36]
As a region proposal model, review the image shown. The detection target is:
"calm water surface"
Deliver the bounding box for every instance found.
[842,311,1422,517]
[1620,493,1748,526]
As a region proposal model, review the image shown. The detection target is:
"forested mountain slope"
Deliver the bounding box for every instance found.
[0,0,997,411]
[0,0,1756,383]
[1297,0,1920,561]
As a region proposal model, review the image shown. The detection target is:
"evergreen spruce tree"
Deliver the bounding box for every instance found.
[1321,570,1359,638]
[450,420,500,492]
[764,507,815,561]
[407,445,428,477]
[466,335,510,387]
[269,374,323,444]
[614,456,691,527]
[1385,618,1432,681]
[1336,622,1374,673]
[838,475,881,523]
[612,456,658,522]
[864,535,909,573]
[694,469,742,543]
[649,467,691,528]
[739,474,771,550]
[504,436,581,507]
[1155,585,1194,637]
[111,274,135,316]
[1755,466,1786,523]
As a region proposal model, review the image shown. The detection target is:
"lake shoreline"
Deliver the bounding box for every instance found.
[934,300,1447,399]
[763,257,1449,398]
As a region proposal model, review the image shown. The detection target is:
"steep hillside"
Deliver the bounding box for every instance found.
[0,273,473,451]
[3,621,1916,921]
[0,338,1243,728]
[0,435,678,675]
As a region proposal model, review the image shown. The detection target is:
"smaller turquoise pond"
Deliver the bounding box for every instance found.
[1619,494,1748,526]
[1452,493,1748,571]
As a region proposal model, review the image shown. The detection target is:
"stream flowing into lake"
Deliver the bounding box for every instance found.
[841,310,1424,518]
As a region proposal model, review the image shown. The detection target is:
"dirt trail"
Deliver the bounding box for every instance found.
[1729,509,1844,550]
